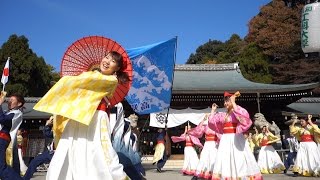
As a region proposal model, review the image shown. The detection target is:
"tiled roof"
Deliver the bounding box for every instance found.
[175,63,238,71]
[173,63,319,94]
[23,100,50,119]
[285,97,320,116]
[19,62,320,119]
[294,97,320,103]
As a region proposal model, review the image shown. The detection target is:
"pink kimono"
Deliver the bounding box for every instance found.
[189,121,219,143]
[171,132,203,149]
[208,105,263,180]
[189,122,219,179]
[208,105,252,135]
[171,131,202,176]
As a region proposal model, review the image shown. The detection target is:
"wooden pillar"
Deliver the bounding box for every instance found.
[165,111,171,157]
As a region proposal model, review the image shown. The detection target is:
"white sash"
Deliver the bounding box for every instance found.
[7,109,23,143]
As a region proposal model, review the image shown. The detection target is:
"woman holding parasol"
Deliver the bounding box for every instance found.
[34,36,132,180]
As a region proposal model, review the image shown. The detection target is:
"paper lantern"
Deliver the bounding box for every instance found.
[301,2,320,54]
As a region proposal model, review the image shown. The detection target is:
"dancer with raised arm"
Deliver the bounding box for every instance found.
[290,115,320,177]
[0,92,25,180]
[208,91,262,180]
[314,115,320,153]
[5,94,25,175]
[253,126,285,174]
[171,124,202,176]
[188,109,219,180]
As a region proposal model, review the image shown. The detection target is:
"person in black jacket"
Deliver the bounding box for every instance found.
[0,92,24,180]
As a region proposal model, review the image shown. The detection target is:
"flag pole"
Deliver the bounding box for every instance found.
[164,37,177,157]
[164,36,178,129]
[137,116,150,140]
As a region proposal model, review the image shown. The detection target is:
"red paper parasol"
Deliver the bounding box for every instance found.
[60,35,132,107]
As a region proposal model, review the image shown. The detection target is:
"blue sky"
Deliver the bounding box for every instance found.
[0,0,270,71]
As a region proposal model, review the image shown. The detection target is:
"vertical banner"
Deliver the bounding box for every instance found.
[126,38,177,114]
[301,2,320,53]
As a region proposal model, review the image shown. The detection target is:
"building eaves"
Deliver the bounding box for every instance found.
[173,63,319,94]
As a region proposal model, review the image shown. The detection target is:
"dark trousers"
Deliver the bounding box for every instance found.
[135,163,145,176]
[284,152,297,170]
[117,152,143,180]
[123,165,142,180]
[12,145,20,174]
[157,153,167,169]
[23,150,53,180]
[0,138,22,180]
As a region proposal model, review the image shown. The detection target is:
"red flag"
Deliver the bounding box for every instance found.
[1,58,10,85]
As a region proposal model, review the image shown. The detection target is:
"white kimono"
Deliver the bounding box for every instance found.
[46,110,128,180]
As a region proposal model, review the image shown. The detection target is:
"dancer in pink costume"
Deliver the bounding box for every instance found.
[209,91,263,180]
[171,124,202,176]
[188,109,219,180]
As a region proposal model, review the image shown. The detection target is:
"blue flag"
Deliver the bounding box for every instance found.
[126,38,177,114]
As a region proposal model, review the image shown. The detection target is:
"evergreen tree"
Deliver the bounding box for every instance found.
[187,34,272,83]
[0,34,58,96]
[237,43,272,83]
[186,40,223,64]
[217,34,245,64]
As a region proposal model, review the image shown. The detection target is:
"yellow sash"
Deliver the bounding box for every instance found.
[5,142,13,166]
[34,71,118,140]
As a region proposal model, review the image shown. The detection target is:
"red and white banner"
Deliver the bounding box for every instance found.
[1,58,10,85]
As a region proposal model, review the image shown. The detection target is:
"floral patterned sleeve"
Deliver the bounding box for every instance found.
[171,133,186,143]
[208,112,225,137]
[189,135,203,148]
[188,122,205,138]
[233,105,253,133]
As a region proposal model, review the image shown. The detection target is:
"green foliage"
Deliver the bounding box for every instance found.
[186,40,223,64]
[48,65,61,83]
[217,34,245,64]
[0,34,58,96]
[187,0,320,85]
[237,43,272,83]
[187,34,272,83]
